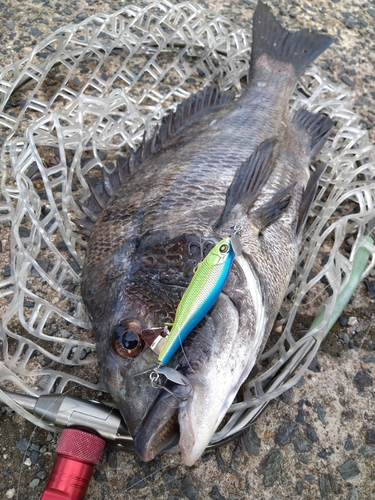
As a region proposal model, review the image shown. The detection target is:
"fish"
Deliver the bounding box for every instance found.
[78,1,333,466]
[157,236,237,365]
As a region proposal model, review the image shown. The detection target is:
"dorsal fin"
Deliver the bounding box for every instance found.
[125,84,235,173]
[291,110,332,235]
[216,137,277,228]
[102,167,120,197]
[86,177,110,209]
[76,195,100,222]
[73,177,112,232]
[74,84,235,235]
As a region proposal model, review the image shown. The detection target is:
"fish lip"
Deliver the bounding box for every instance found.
[176,293,242,466]
[134,423,180,462]
[134,287,250,466]
[133,433,157,462]
[133,386,181,461]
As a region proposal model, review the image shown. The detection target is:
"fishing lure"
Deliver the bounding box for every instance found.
[157,236,240,365]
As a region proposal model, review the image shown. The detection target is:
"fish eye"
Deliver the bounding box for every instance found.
[219,243,230,253]
[112,320,144,358]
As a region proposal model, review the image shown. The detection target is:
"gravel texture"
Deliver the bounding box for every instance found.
[1,1,375,499]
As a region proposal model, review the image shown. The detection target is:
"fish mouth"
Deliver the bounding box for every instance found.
[134,409,180,462]
[133,383,184,461]
[133,366,237,466]
[134,293,243,465]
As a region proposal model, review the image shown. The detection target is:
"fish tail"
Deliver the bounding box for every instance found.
[250,2,333,80]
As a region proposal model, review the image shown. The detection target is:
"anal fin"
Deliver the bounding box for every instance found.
[293,109,333,158]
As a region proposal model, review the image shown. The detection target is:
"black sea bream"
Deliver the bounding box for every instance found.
[79,1,333,465]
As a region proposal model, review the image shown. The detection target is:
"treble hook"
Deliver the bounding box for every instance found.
[231,224,243,236]
[149,371,179,408]
[149,365,192,406]
[188,239,201,257]
[202,239,216,254]
[230,224,243,256]
[188,236,217,261]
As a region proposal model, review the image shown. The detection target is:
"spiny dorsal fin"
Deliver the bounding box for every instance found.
[73,195,100,235]
[86,177,110,209]
[72,216,94,237]
[292,109,333,158]
[253,184,294,234]
[74,84,235,235]
[102,167,119,197]
[296,161,327,235]
[125,84,235,174]
[76,195,100,222]
[216,137,277,227]
[74,177,111,231]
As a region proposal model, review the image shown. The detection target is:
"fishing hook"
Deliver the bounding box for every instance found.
[231,224,243,236]
[149,365,192,405]
[188,237,216,261]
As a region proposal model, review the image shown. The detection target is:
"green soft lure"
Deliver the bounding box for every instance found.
[157,236,239,365]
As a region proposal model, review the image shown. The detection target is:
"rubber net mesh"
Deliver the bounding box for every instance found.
[0,1,375,440]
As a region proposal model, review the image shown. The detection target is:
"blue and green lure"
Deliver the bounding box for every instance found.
[157,235,241,365]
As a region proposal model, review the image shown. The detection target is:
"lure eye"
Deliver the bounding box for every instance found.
[219,243,230,253]
[112,320,144,358]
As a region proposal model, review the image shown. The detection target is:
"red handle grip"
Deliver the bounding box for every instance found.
[41,428,106,500]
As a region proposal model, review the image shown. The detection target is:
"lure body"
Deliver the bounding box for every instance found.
[158,237,235,364]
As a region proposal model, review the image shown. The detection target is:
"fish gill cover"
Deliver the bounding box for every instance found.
[0,0,374,444]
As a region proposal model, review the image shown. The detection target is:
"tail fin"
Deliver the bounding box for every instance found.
[250,2,333,79]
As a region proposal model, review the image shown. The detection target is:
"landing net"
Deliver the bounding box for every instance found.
[0,1,374,443]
